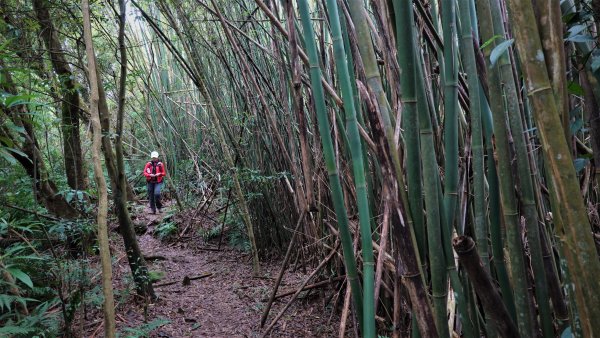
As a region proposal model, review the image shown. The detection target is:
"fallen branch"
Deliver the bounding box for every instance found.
[144,255,167,261]
[261,241,340,337]
[261,275,346,302]
[154,273,213,288]
[195,246,220,251]
[260,211,305,326]
[2,204,61,221]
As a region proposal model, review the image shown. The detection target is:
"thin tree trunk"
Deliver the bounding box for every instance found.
[82,3,155,300]
[82,0,116,335]
[33,0,87,191]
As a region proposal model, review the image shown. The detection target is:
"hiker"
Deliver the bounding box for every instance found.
[144,151,166,214]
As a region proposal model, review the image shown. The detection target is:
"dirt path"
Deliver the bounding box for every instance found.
[99,203,343,337]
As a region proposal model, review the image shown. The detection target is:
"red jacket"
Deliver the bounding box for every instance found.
[144,160,166,183]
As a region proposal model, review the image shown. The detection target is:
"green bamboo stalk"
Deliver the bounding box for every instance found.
[324,1,375,335]
[454,10,497,334]
[337,2,378,236]
[345,0,404,205]
[476,0,534,335]
[481,90,517,318]
[296,0,364,331]
[504,0,600,336]
[474,0,517,322]
[458,0,487,273]
[417,39,480,337]
[484,0,554,335]
[392,1,446,335]
[441,0,460,238]
[400,23,449,337]
[345,1,437,336]
[393,0,425,263]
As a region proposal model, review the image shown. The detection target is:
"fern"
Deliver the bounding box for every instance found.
[118,318,170,338]
[0,294,38,312]
[0,325,34,335]
[0,300,60,337]
[155,221,177,240]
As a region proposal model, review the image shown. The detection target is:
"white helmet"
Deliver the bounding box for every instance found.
[150,151,159,158]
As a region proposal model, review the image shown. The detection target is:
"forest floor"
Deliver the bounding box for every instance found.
[80,201,347,338]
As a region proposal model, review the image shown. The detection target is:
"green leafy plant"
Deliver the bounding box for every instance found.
[155,221,177,240]
[148,270,164,283]
[0,300,61,337]
[118,318,170,338]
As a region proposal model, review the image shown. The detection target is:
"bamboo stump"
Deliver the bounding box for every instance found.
[453,236,519,338]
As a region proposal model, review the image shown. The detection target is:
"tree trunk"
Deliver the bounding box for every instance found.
[82,5,155,300]
[33,0,87,191]
[82,0,116,334]
[0,61,78,219]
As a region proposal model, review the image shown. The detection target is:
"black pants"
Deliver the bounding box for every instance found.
[147,182,163,212]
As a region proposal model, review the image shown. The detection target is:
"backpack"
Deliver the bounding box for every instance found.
[147,161,163,182]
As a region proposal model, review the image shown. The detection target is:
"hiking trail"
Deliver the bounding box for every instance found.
[84,201,343,337]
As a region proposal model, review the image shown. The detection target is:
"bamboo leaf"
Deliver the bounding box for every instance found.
[566,24,587,38]
[490,39,514,66]
[6,267,34,288]
[0,148,18,165]
[0,136,14,147]
[0,326,33,335]
[574,158,589,173]
[561,326,574,338]
[6,124,25,135]
[565,34,595,42]
[570,117,584,134]
[591,55,600,74]
[480,34,502,50]
[567,81,584,96]
[4,94,36,108]
[562,12,578,24]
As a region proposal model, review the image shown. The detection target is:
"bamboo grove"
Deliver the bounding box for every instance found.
[1,0,600,336]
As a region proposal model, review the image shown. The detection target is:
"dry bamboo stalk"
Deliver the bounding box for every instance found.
[373,199,390,314]
[453,236,519,337]
[260,211,305,326]
[339,282,353,338]
[261,242,340,337]
[267,275,346,301]
[252,0,343,107]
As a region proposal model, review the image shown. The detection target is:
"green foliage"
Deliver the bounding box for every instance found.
[0,300,61,337]
[48,218,95,253]
[155,221,177,241]
[216,208,250,252]
[148,270,165,283]
[199,223,223,241]
[220,168,289,202]
[0,207,106,335]
[56,189,93,213]
[118,318,170,338]
[489,39,514,66]
[0,239,62,336]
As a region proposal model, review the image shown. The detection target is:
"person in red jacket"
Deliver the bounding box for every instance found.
[143,151,166,214]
